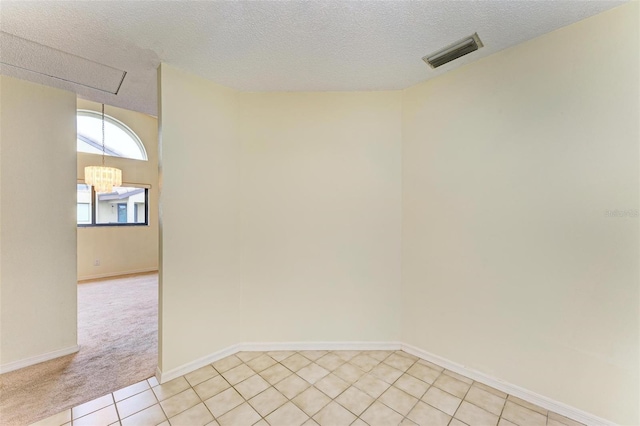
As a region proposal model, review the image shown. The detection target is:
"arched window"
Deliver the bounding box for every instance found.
[77,110,148,161]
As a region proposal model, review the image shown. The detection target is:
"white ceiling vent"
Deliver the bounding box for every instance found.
[423,33,483,69]
[0,31,126,94]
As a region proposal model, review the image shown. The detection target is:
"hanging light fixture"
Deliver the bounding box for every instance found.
[84,104,122,193]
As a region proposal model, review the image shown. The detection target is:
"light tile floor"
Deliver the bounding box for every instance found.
[30,350,585,426]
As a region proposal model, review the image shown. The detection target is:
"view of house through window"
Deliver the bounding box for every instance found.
[77,108,149,226]
[77,185,148,226]
[96,187,147,224]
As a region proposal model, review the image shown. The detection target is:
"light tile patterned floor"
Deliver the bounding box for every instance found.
[30,350,585,426]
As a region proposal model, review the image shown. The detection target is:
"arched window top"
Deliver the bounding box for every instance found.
[77,110,148,161]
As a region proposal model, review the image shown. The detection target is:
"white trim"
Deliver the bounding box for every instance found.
[0,345,80,374]
[155,341,615,426]
[157,343,242,383]
[241,341,402,352]
[78,268,158,282]
[400,343,616,426]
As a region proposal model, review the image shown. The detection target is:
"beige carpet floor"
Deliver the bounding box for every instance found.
[0,273,158,425]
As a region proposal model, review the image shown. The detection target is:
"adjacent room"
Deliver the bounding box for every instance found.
[0,1,638,426]
[75,99,159,394]
[75,100,159,411]
[0,97,160,424]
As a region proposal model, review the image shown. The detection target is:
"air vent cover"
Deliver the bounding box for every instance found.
[423,33,483,69]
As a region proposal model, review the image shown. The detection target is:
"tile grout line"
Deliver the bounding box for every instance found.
[208,356,254,422]
[244,357,294,420]
[342,351,406,421]
[270,350,331,420]
[110,392,123,425]
[235,351,300,420]
[391,360,464,425]
[497,388,509,425]
[348,351,425,424]
[40,349,583,426]
[296,350,363,423]
[269,349,359,423]
[377,354,423,422]
[152,350,458,426]
[271,350,390,424]
[449,373,475,426]
[345,351,398,423]
[400,359,462,425]
[191,367,226,426]
[209,350,332,423]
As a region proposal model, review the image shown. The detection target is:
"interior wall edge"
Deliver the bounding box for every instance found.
[156,62,243,373]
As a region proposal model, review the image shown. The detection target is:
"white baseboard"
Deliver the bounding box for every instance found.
[0,345,80,374]
[156,341,615,426]
[157,343,242,383]
[78,268,158,282]
[401,343,616,426]
[241,341,402,352]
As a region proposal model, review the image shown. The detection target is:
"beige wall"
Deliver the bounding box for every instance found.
[401,3,639,424]
[238,91,402,343]
[77,99,158,280]
[158,4,638,423]
[158,64,242,372]
[0,76,78,366]
[158,67,403,372]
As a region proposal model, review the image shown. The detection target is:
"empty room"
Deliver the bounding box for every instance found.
[0,1,638,426]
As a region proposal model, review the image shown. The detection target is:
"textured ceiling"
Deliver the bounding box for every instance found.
[0,1,625,116]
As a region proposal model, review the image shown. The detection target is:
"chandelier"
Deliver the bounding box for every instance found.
[84,104,122,193]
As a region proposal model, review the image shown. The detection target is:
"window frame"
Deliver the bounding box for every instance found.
[77,109,149,161]
[78,185,149,227]
[77,202,92,224]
